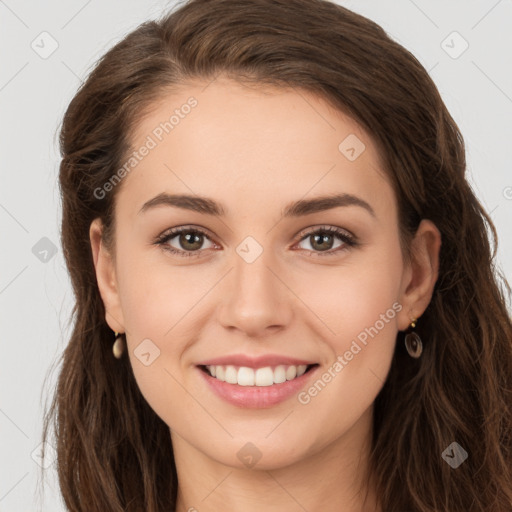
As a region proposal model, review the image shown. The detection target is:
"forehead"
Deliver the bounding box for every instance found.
[116,77,394,221]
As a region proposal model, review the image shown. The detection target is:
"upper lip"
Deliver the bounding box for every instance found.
[196,354,317,368]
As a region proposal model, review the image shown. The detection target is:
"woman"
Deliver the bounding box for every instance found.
[42,0,512,510]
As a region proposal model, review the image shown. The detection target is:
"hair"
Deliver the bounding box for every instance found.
[41,0,512,510]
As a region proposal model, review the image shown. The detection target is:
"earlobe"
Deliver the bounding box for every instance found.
[397,219,441,331]
[89,218,125,333]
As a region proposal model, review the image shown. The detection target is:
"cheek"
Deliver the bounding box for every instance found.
[298,239,403,348]
[114,254,188,425]
[115,244,188,339]
[336,271,400,342]
[344,248,402,356]
[295,248,403,434]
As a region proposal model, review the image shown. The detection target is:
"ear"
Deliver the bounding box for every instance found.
[89,218,125,333]
[397,219,441,331]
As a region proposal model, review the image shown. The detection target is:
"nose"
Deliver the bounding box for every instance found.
[216,248,293,338]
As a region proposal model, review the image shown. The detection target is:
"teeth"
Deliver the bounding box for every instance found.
[205,364,311,386]
[297,364,307,377]
[286,365,296,380]
[273,365,286,384]
[225,365,238,384]
[216,365,225,381]
[238,366,255,386]
[255,367,274,386]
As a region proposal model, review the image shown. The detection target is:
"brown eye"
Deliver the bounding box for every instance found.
[177,232,205,251]
[295,226,357,256]
[308,233,336,252]
[156,227,216,257]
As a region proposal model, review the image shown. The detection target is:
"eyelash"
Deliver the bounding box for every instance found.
[154,225,358,259]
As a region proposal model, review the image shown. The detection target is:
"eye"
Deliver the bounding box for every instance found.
[294,225,357,256]
[154,224,357,258]
[154,226,217,258]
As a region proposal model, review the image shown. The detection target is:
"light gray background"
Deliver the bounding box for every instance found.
[1,1,511,510]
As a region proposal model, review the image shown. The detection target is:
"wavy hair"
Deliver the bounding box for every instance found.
[42,0,512,510]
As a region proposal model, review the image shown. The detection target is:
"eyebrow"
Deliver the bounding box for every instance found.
[138,192,376,218]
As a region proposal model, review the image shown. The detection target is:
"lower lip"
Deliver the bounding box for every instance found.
[197,365,319,408]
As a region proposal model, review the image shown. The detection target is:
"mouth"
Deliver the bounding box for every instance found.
[198,363,319,386]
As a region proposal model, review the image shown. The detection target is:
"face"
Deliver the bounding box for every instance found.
[91,76,437,471]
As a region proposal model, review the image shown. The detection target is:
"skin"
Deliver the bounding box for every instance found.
[90,76,441,512]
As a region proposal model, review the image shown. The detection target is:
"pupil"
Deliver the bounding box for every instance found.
[182,232,202,250]
[312,233,332,251]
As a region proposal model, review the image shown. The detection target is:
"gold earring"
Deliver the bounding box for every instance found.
[404,318,423,359]
[113,331,125,359]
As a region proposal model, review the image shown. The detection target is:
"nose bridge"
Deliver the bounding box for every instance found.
[217,234,292,335]
[232,235,281,306]
[235,243,272,293]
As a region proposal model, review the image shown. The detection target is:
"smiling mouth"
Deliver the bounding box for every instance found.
[198,363,319,387]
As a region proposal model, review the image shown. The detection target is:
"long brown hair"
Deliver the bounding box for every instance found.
[42,0,512,510]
